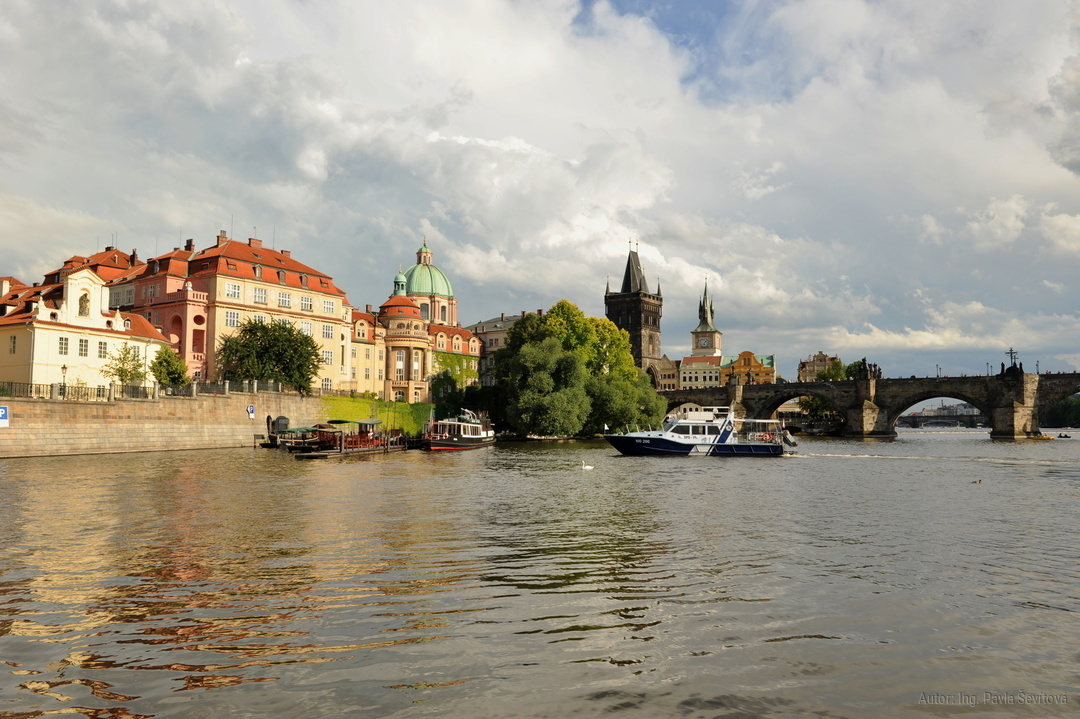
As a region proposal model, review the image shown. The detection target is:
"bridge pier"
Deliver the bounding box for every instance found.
[660,370,1076,440]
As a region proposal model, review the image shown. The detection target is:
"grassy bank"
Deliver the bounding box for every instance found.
[319,395,433,435]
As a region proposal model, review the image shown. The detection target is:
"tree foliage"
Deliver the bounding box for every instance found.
[492,300,666,437]
[499,336,591,437]
[797,360,844,418]
[1042,396,1080,428]
[216,319,322,395]
[149,346,190,386]
[102,342,148,385]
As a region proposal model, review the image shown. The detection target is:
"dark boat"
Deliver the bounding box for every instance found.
[422,410,495,451]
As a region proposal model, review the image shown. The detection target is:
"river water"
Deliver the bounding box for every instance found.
[1,430,1078,718]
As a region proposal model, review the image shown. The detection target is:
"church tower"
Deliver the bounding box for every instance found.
[605,245,662,372]
[690,280,722,356]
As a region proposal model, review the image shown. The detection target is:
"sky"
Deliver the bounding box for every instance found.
[3,0,1080,380]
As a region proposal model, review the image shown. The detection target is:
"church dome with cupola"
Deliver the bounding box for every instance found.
[402,240,458,325]
[404,241,453,298]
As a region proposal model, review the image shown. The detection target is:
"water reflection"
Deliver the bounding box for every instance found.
[1,437,1078,717]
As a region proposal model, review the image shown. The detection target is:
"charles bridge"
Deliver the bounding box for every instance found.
[659,369,1080,438]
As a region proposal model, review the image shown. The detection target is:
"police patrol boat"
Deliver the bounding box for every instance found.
[604,406,796,457]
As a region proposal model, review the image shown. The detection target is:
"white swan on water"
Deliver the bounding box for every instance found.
[581,460,594,470]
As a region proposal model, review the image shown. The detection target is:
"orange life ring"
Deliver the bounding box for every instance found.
[760,432,774,442]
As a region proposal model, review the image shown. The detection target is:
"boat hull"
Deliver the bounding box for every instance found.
[604,434,784,457]
[424,437,496,451]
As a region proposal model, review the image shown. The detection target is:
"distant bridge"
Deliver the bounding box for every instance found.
[660,371,1080,438]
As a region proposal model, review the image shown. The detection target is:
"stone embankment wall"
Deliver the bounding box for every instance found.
[0,393,326,458]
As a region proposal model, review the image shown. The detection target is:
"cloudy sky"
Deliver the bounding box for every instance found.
[3,0,1080,379]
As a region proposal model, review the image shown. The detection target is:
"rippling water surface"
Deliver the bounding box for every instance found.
[1,430,1078,718]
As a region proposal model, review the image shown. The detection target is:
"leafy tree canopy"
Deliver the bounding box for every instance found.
[150,346,191,386]
[216,319,322,395]
[102,342,148,385]
[501,336,591,437]
[492,300,665,436]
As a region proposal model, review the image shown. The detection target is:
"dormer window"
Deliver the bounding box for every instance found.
[123,319,131,330]
[253,266,262,279]
[277,270,286,283]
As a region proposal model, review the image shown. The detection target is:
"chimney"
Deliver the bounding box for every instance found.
[366,304,373,313]
[217,230,228,247]
[500,312,505,320]
[280,249,290,257]
[248,238,262,248]
[105,245,114,252]
[185,239,195,252]
[130,249,138,267]
[537,309,543,316]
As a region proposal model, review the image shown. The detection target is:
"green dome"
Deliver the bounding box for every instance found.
[403,263,454,298]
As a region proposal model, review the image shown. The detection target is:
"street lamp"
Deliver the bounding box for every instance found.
[60,364,67,398]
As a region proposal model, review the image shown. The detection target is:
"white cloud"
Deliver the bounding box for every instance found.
[2,0,1080,377]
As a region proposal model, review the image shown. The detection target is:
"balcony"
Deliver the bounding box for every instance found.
[164,290,209,303]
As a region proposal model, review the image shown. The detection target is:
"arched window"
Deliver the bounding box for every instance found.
[452,336,461,351]
[420,303,429,320]
[440,306,448,322]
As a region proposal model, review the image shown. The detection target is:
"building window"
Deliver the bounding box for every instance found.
[365,348,371,360]
[277,270,286,284]
[278,292,291,308]
[8,336,15,354]
[438,336,446,349]
[350,347,357,359]
[365,367,370,380]
[301,275,310,288]
[254,314,268,324]
[441,306,447,322]
[420,303,429,320]
[301,296,313,311]
[226,282,241,299]
[253,266,262,279]
[146,284,157,299]
[322,324,333,339]
[412,350,421,381]
[78,338,88,357]
[59,337,69,355]
[254,287,268,304]
[226,311,240,327]
[323,299,335,314]
[453,336,461,351]
[300,321,312,336]
[321,350,333,365]
[321,377,332,391]
[98,341,107,359]
[378,369,384,380]
[395,349,405,381]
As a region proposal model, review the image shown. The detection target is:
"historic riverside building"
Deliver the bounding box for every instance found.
[678,281,777,388]
[798,351,842,381]
[605,247,664,383]
[106,231,352,390]
[0,253,171,389]
[2,234,480,400]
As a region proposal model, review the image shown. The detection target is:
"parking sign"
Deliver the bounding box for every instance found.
[0,406,8,428]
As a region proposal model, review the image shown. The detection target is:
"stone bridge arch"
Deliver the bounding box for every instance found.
[659,372,1080,439]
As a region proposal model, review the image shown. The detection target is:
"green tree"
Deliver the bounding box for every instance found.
[149,346,191,386]
[492,301,665,436]
[216,319,322,395]
[102,342,148,385]
[500,336,591,437]
[797,360,845,419]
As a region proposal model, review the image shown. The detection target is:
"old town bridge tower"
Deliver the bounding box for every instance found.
[605,247,662,378]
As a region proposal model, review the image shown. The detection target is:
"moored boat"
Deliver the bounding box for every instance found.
[604,405,796,457]
[423,410,495,451]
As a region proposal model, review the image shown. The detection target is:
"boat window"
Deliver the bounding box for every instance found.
[707,425,721,435]
[672,425,691,434]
